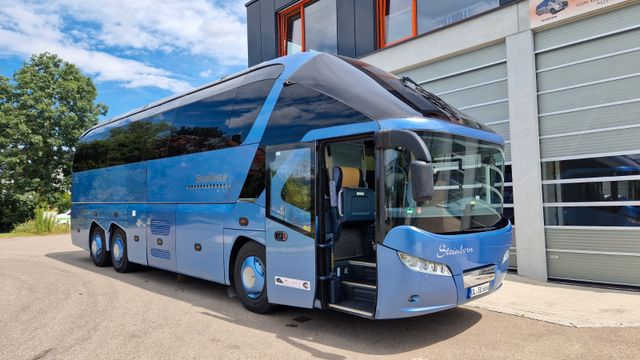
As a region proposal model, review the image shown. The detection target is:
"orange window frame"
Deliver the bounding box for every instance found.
[377,0,418,49]
[278,0,319,56]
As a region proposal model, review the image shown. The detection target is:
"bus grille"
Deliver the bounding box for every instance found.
[150,219,171,236]
[150,248,171,260]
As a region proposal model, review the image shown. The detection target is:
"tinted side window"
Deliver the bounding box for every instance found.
[228,79,276,143]
[239,148,266,200]
[102,120,149,167]
[262,83,371,146]
[73,127,110,172]
[73,66,284,172]
[145,111,175,160]
[168,90,237,156]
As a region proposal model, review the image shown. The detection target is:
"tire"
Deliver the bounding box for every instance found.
[233,242,274,314]
[90,227,111,267]
[110,228,136,273]
[550,8,557,14]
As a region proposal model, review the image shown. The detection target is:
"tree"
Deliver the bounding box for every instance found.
[0,53,107,231]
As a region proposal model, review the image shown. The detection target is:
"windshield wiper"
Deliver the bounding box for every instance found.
[462,225,496,233]
[400,76,460,121]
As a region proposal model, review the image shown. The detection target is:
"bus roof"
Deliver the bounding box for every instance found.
[83,52,494,140]
[81,52,314,138]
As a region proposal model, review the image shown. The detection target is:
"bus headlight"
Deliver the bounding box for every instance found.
[397,251,452,276]
[502,249,510,264]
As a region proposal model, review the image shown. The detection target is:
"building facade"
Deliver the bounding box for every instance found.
[245,0,640,287]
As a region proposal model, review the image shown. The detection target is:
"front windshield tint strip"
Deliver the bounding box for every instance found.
[384,132,505,234]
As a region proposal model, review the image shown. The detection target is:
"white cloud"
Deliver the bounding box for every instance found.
[0,0,248,93]
[199,69,213,78]
[55,0,248,66]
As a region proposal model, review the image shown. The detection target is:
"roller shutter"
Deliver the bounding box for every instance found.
[535,3,640,286]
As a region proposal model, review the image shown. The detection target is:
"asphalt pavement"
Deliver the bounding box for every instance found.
[1,235,638,359]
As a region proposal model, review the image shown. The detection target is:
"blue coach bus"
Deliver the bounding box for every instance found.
[71,52,512,319]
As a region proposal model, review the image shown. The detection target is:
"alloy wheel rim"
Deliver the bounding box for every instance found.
[91,234,103,258]
[240,256,265,299]
[113,236,124,265]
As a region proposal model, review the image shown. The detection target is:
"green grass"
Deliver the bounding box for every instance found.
[0,220,70,238]
[0,231,39,238]
[0,228,70,238]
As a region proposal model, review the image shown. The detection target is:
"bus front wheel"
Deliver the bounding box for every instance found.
[110,228,135,273]
[90,227,111,267]
[233,242,274,314]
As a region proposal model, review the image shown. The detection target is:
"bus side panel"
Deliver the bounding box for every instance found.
[70,204,120,251]
[71,162,146,252]
[223,202,266,231]
[71,162,146,203]
[146,144,258,204]
[70,204,91,252]
[175,204,229,283]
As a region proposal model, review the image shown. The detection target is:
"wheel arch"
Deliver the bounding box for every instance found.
[228,235,264,288]
[89,221,106,250]
[106,221,127,251]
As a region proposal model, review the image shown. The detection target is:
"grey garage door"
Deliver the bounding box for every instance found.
[534,3,640,286]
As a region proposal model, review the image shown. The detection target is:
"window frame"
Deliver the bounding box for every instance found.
[377,0,418,49]
[376,0,507,49]
[278,1,307,56]
[278,0,338,56]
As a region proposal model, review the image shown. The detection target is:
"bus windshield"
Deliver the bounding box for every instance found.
[384,132,505,234]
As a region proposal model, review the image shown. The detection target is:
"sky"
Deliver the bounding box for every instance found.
[0,0,249,120]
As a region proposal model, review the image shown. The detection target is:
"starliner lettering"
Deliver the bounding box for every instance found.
[436,244,474,258]
[195,174,228,183]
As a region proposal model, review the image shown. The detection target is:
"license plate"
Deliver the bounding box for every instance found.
[469,282,491,298]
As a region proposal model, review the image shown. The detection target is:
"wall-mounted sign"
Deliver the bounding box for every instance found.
[530,0,630,28]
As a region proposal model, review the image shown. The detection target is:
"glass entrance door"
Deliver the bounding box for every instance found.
[265,143,317,308]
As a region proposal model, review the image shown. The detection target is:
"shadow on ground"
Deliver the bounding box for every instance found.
[47,250,482,359]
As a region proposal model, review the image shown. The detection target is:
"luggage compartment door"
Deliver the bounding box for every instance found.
[146,204,177,271]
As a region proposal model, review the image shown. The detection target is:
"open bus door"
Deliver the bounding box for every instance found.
[265,142,317,308]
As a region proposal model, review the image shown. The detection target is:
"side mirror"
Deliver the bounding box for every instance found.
[411,161,434,202]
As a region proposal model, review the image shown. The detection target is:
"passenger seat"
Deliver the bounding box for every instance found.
[333,166,375,223]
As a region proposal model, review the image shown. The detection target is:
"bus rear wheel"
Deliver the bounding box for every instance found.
[110,228,135,273]
[233,242,274,314]
[90,227,111,267]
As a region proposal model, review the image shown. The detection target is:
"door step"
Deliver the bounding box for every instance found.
[340,260,377,283]
[328,301,374,318]
[347,260,376,268]
[342,280,376,290]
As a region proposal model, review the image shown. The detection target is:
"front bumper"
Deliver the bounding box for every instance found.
[374,224,511,319]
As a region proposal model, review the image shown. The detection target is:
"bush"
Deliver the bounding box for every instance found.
[53,192,71,213]
[0,191,39,232]
[11,218,69,236]
[0,191,72,233]
[34,207,57,234]
[9,207,69,235]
